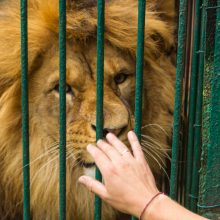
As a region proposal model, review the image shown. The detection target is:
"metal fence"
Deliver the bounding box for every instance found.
[19,0,220,220]
[170,0,220,219]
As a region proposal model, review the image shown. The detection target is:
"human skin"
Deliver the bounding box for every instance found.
[78,131,208,220]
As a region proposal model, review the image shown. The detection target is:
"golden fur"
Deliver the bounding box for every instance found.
[0,0,176,219]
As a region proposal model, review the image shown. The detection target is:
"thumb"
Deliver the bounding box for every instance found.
[78,176,108,199]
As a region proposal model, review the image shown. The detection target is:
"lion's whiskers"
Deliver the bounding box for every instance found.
[5,148,81,217]
[140,129,171,181]
[141,145,170,181]
[141,146,163,168]
[142,138,170,152]
[142,139,171,160]
[141,123,170,137]
[30,144,82,187]
[141,134,169,150]
[17,141,78,174]
[4,147,60,190]
[141,143,166,166]
[25,145,59,168]
[30,153,59,187]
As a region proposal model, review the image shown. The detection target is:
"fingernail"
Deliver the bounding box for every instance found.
[106,132,114,139]
[97,139,103,145]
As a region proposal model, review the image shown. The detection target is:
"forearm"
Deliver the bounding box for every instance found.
[141,195,208,220]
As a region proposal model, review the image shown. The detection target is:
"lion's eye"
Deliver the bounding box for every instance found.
[54,84,74,95]
[114,73,128,84]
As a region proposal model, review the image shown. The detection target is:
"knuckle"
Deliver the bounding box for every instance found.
[107,166,117,176]
[121,161,130,170]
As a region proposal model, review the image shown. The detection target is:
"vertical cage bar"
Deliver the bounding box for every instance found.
[134,0,146,139]
[185,0,201,209]
[94,0,105,220]
[190,0,207,212]
[170,0,188,200]
[59,0,66,219]
[20,0,30,219]
[132,0,146,220]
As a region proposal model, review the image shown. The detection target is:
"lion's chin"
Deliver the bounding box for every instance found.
[83,166,96,178]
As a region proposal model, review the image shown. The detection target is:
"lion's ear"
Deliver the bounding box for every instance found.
[148,0,176,58]
[103,0,175,61]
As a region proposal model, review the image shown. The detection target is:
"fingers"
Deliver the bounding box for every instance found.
[97,140,121,162]
[106,133,132,159]
[78,176,108,199]
[127,131,145,163]
[128,131,154,177]
[87,144,111,174]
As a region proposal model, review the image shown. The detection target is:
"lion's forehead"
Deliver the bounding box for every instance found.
[36,42,135,90]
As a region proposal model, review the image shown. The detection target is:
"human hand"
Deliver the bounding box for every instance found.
[78,131,160,217]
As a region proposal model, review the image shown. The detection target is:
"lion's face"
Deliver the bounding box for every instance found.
[29,41,136,172]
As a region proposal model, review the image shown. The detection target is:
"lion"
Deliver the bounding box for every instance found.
[0,0,176,219]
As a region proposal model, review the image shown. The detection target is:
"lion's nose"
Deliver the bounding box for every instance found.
[91,124,127,137]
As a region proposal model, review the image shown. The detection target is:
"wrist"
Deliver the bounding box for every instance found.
[139,192,164,219]
[140,194,209,220]
[141,194,169,220]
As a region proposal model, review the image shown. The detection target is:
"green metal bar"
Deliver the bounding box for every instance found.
[185,0,201,209]
[170,0,188,200]
[20,0,30,219]
[134,0,146,139]
[190,0,207,212]
[94,0,105,219]
[132,0,146,219]
[198,1,220,218]
[59,0,66,219]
